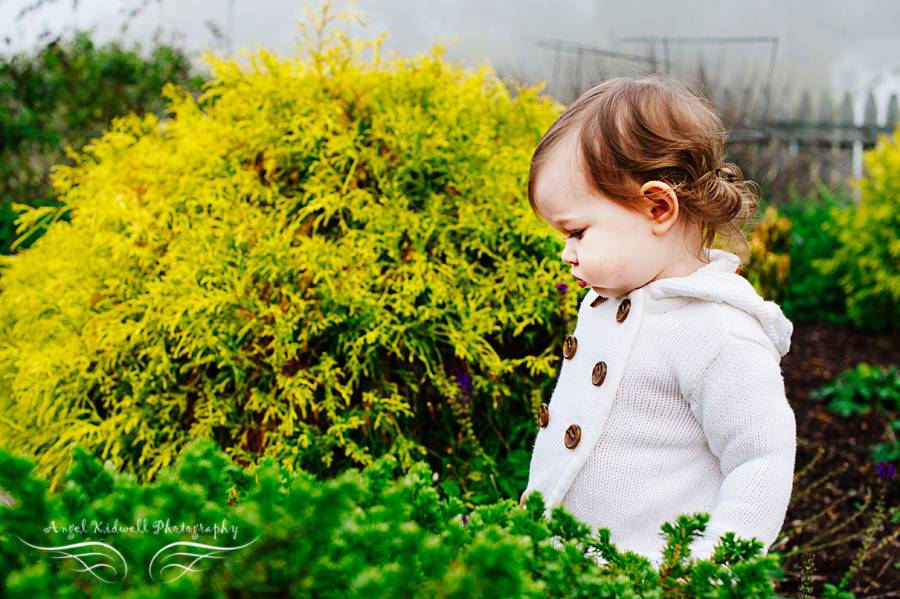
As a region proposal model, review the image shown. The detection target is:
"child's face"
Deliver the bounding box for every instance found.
[533,136,697,299]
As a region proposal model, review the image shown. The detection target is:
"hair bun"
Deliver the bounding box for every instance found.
[716,163,742,181]
[697,164,743,222]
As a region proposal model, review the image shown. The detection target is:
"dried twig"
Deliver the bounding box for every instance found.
[783,487,874,556]
[778,489,859,542]
[793,445,826,484]
[791,462,850,503]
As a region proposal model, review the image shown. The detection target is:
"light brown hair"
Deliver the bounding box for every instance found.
[527,75,759,263]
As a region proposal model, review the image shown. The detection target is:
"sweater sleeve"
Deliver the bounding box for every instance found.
[685,333,796,561]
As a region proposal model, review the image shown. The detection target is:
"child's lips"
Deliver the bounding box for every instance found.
[573,275,587,288]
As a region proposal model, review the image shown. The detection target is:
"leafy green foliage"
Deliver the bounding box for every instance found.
[0,31,202,254]
[0,440,784,598]
[0,5,569,500]
[823,582,857,599]
[812,364,900,462]
[814,133,900,331]
[779,186,851,325]
[812,364,900,417]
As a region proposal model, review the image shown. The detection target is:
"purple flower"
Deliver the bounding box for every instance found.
[877,461,896,479]
[454,368,472,405]
[461,513,468,525]
[556,283,569,293]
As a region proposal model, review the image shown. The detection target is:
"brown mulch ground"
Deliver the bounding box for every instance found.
[775,323,900,598]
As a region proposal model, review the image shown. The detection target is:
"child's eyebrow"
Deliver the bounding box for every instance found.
[550,215,576,228]
[557,219,584,233]
[544,222,568,239]
[540,212,578,234]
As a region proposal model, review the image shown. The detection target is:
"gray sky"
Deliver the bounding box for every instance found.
[2,0,899,123]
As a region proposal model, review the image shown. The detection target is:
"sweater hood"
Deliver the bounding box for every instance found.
[643,249,793,357]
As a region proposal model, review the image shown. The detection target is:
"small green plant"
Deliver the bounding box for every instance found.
[0,439,785,598]
[799,553,815,599]
[811,364,900,417]
[822,582,857,599]
[812,364,900,463]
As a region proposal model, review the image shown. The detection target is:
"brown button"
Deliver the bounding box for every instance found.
[591,361,607,386]
[565,424,581,449]
[538,403,550,428]
[563,335,577,359]
[616,299,631,322]
[590,295,607,308]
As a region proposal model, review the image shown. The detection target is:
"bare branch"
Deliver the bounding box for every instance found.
[16,0,62,21]
[205,20,224,44]
[120,0,160,35]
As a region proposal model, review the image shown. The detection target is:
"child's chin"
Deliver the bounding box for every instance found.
[592,285,636,298]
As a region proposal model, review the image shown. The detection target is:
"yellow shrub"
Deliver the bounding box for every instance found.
[744,206,792,303]
[0,5,568,493]
[815,133,900,331]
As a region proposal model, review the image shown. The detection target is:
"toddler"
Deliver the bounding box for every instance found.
[521,75,796,565]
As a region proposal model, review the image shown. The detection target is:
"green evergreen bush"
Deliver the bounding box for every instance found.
[0,5,568,497]
[0,439,785,598]
[779,187,850,325]
[814,134,900,331]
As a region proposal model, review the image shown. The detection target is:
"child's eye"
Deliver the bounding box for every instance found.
[566,229,585,240]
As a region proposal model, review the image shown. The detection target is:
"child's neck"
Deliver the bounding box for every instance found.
[650,225,709,284]
[653,251,708,282]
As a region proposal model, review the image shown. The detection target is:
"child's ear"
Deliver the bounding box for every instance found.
[639,181,679,234]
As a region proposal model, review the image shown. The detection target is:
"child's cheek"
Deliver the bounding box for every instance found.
[596,254,627,281]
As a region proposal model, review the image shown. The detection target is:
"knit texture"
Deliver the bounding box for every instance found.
[523,249,796,565]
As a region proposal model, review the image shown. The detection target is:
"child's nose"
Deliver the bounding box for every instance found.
[561,242,577,265]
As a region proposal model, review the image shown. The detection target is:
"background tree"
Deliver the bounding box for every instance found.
[0,31,202,254]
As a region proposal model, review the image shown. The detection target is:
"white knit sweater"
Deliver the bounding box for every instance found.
[523,249,796,565]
